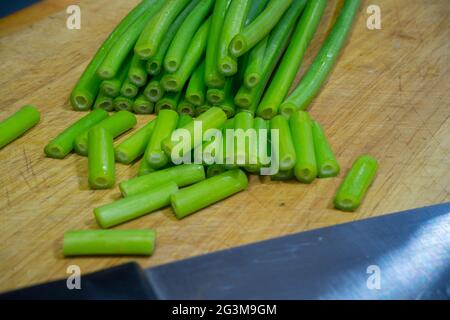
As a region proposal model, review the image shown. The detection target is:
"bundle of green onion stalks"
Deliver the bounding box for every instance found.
[70,0,360,118]
[45,0,380,256]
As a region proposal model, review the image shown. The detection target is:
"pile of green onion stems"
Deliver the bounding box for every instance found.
[3,0,381,256]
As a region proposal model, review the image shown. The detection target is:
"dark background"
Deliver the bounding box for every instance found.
[0,0,40,18]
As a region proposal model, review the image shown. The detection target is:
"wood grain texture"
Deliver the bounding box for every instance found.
[0,0,449,292]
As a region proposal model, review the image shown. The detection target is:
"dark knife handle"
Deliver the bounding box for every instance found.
[0,262,156,300]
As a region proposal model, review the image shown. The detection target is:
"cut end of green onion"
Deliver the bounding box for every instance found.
[188,94,202,106]
[103,87,114,96]
[259,107,276,120]
[131,75,145,87]
[235,96,250,108]
[334,197,357,212]
[207,93,222,104]
[98,101,113,111]
[206,76,225,89]
[220,60,237,76]
[245,74,260,88]
[162,77,179,92]
[222,106,235,119]
[180,106,193,114]
[135,47,153,60]
[135,104,153,114]
[229,35,246,58]
[295,167,316,184]
[280,102,298,118]
[90,176,114,190]
[115,102,131,111]
[147,61,160,75]
[115,150,129,164]
[280,156,295,171]
[164,59,178,73]
[71,94,92,111]
[97,67,114,80]
[45,144,65,159]
[319,162,340,178]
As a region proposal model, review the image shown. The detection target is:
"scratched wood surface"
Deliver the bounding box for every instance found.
[0,0,449,292]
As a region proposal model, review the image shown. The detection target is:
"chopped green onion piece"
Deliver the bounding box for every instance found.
[115,119,156,165]
[88,127,115,189]
[289,111,317,183]
[145,109,179,169]
[95,182,178,228]
[334,155,378,211]
[45,109,108,159]
[271,115,296,171]
[312,120,340,178]
[63,229,156,256]
[120,164,205,197]
[0,105,40,150]
[74,110,136,156]
[171,169,248,219]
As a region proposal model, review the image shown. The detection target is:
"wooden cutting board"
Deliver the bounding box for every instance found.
[0,0,448,292]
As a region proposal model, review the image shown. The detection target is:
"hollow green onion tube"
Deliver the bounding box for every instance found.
[63,230,156,256]
[243,37,268,89]
[45,109,108,159]
[144,74,165,102]
[205,0,231,88]
[234,0,307,110]
[289,111,317,183]
[70,0,156,111]
[334,155,378,211]
[93,91,114,111]
[246,116,269,172]
[113,96,134,112]
[161,18,211,92]
[217,0,252,76]
[281,0,361,116]
[120,164,205,197]
[74,110,137,156]
[194,104,212,117]
[177,97,196,116]
[133,92,154,114]
[206,87,224,105]
[164,0,214,73]
[270,115,296,171]
[135,0,191,59]
[100,54,132,97]
[186,61,206,106]
[115,119,156,165]
[220,80,237,118]
[258,0,326,119]
[138,157,156,176]
[271,169,294,181]
[145,109,179,169]
[162,106,227,156]
[233,111,254,166]
[0,105,40,149]
[210,77,233,106]
[120,78,139,99]
[128,54,148,87]
[88,127,115,189]
[206,164,226,178]
[155,91,182,114]
[312,120,340,178]
[97,0,166,80]
[95,182,178,228]
[229,0,293,58]
[177,114,193,128]
[171,169,248,219]
[217,118,236,167]
[146,0,200,76]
